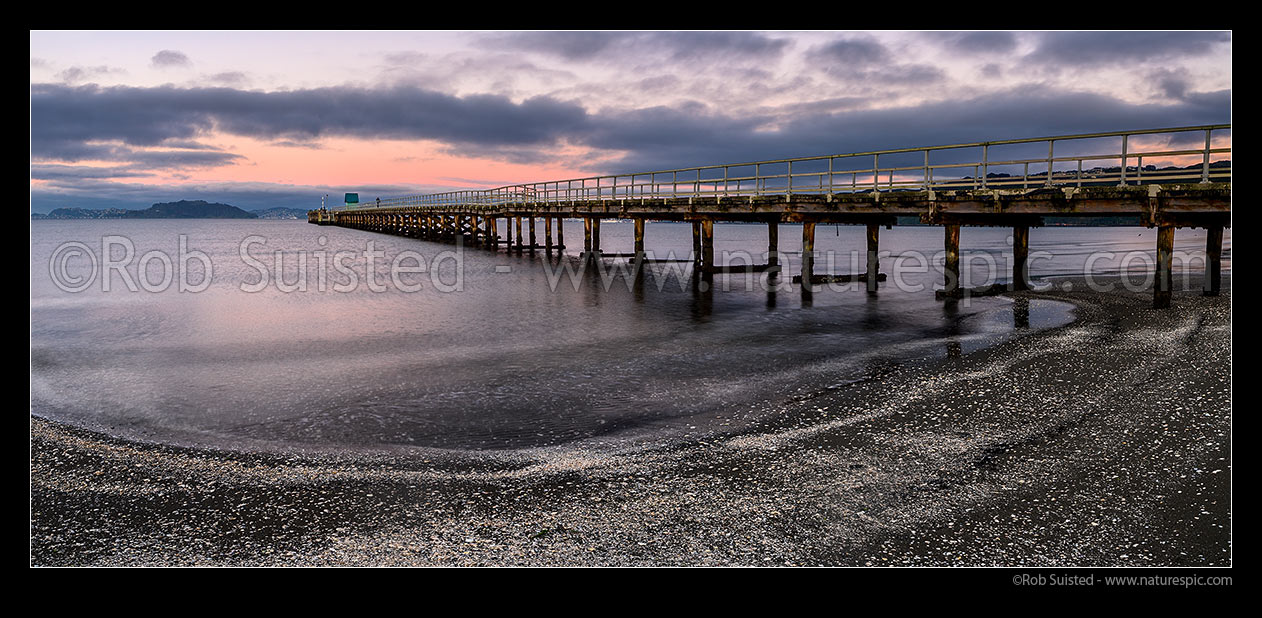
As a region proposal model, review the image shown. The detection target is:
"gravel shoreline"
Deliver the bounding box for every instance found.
[30,276,1231,566]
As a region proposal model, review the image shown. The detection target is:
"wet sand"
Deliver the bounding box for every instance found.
[30,275,1231,566]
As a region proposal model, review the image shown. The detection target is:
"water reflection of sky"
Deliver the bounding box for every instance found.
[31,220,1224,453]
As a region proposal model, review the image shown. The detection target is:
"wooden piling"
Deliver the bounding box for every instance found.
[1012,225,1029,291]
[1204,225,1223,296]
[768,221,779,278]
[556,216,565,249]
[490,217,499,247]
[592,218,602,254]
[584,217,593,256]
[528,216,537,253]
[801,221,816,286]
[944,224,961,298]
[692,221,702,264]
[545,216,554,253]
[634,218,645,257]
[1155,225,1174,308]
[514,216,523,251]
[701,219,715,280]
[866,223,880,294]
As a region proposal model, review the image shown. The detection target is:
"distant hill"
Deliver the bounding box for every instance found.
[126,200,256,218]
[33,207,132,220]
[33,200,257,220]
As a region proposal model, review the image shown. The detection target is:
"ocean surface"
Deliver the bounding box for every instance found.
[30,220,1230,454]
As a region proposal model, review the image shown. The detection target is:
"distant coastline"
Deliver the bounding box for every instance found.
[31,200,307,220]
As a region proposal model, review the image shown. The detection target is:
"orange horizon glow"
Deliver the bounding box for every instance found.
[31,134,619,194]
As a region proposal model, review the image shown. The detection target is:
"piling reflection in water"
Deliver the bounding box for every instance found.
[1013,297,1031,330]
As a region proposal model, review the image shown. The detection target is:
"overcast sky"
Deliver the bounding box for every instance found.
[30,30,1231,212]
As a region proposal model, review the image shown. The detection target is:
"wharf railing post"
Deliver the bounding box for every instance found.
[981,144,989,189]
[1201,129,1213,183]
[1045,140,1055,186]
[1119,135,1129,186]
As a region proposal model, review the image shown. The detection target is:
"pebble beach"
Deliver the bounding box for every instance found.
[30,275,1231,567]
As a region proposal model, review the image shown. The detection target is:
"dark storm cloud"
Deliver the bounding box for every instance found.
[582,87,1231,173]
[491,31,630,60]
[574,103,769,170]
[32,84,215,157]
[927,31,1018,54]
[31,164,154,180]
[809,37,890,66]
[880,63,946,84]
[32,79,1230,210]
[1149,68,1191,100]
[270,139,324,149]
[649,31,790,61]
[488,31,789,62]
[31,83,592,161]
[1030,31,1229,65]
[809,36,944,85]
[124,149,245,169]
[152,50,191,67]
[57,65,125,83]
[30,146,243,178]
[210,87,590,145]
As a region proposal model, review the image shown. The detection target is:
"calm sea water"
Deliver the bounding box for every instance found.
[30,220,1229,454]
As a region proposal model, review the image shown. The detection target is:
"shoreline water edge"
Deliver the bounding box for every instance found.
[30,274,1230,566]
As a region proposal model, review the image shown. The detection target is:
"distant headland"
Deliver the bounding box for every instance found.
[31,200,308,220]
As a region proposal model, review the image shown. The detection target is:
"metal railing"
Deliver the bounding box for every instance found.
[330,124,1230,212]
